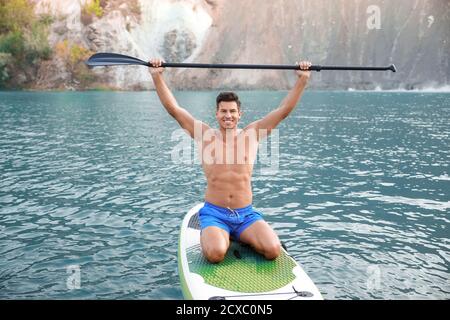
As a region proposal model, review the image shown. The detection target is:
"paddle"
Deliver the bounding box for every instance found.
[86,52,397,72]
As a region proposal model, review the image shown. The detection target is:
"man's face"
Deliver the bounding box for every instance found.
[216,101,241,130]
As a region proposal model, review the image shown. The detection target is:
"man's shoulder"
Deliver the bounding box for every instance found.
[242,120,260,131]
[240,124,260,136]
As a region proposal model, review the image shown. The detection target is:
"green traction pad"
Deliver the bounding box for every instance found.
[186,242,297,293]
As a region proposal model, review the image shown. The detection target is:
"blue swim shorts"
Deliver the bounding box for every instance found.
[199,201,264,240]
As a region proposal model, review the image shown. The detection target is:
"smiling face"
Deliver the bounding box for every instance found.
[216,101,242,130]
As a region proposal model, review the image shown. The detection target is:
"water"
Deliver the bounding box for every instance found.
[0,90,449,299]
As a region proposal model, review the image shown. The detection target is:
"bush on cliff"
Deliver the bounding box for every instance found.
[0,0,51,88]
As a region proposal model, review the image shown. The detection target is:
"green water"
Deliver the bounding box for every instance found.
[0,90,449,299]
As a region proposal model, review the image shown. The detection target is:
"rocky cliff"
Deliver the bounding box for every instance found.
[32,0,450,90]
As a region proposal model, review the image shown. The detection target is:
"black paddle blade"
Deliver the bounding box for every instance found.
[389,64,397,72]
[86,52,149,67]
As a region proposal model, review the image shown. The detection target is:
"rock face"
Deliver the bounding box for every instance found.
[33,0,449,90]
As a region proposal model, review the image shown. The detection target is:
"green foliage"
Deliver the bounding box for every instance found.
[0,0,52,88]
[0,31,25,56]
[69,43,91,65]
[84,0,104,18]
[0,0,34,33]
[24,21,52,62]
[38,13,55,26]
[55,40,92,67]
[0,52,12,85]
[55,39,96,88]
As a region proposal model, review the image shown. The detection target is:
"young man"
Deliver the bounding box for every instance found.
[149,59,311,263]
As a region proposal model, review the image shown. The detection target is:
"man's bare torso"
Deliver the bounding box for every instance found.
[198,128,259,208]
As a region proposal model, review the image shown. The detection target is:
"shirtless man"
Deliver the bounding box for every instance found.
[149,59,311,263]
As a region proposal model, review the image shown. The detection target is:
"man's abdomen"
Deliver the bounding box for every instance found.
[204,170,252,209]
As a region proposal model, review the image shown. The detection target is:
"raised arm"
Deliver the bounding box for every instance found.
[149,59,210,140]
[245,61,311,140]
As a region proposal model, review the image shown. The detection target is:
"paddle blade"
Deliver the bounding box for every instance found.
[86,52,149,67]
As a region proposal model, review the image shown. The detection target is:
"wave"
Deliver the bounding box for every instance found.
[347,191,450,212]
[347,85,450,93]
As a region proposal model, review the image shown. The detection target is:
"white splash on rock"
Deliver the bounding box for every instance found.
[124,0,213,89]
[132,0,212,61]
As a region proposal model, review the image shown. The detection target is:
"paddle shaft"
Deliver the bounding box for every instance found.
[159,62,395,72]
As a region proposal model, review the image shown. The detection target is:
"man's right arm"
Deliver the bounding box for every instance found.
[149,59,210,139]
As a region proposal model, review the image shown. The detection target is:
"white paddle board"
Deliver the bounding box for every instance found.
[178,203,323,300]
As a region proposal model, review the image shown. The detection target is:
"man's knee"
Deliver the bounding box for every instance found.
[204,246,228,263]
[200,226,230,263]
[263,242,281,260]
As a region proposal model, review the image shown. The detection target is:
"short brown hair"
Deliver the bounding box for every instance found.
[216,92,241,110]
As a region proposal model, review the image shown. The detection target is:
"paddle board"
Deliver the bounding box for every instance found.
[178,203,323,300]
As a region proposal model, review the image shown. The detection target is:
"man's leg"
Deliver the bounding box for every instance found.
[200,226,230,263]
[239,221,281,260]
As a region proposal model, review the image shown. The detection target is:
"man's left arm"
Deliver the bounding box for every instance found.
[245,61,311,139]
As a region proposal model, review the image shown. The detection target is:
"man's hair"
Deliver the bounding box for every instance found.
[216,92,241,110]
